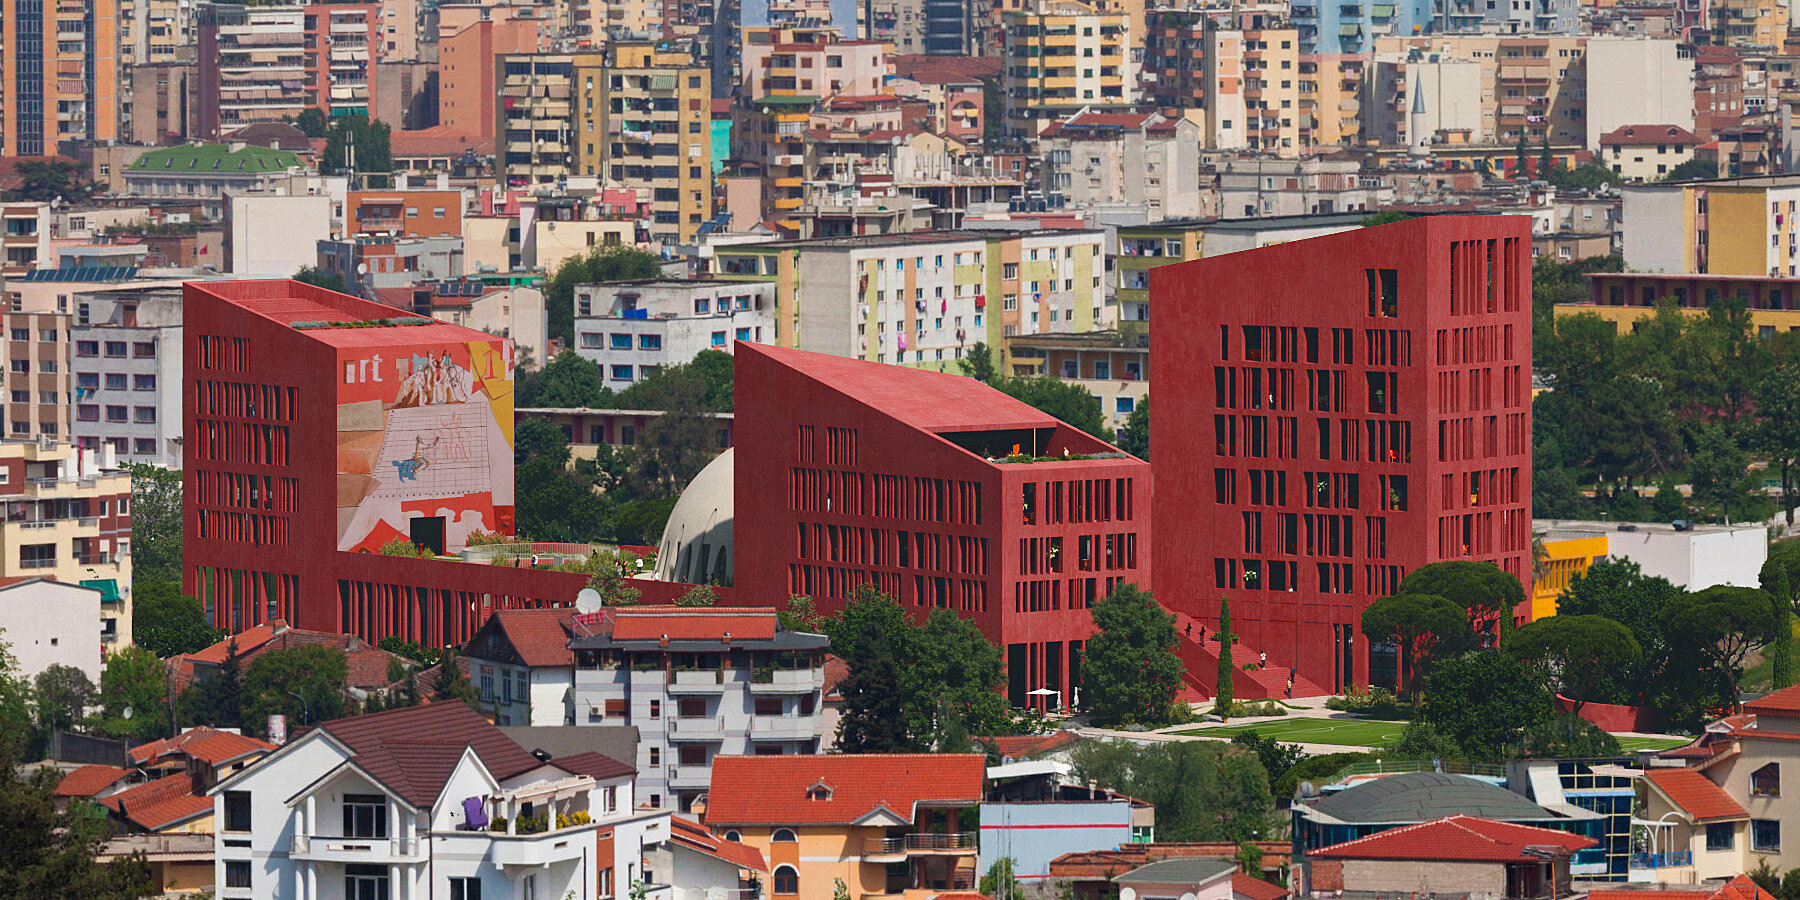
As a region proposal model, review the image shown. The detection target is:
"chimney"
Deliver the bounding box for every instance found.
[660,633,669,647]
[722,631,732,646]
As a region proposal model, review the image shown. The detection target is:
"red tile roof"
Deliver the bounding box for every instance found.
[553,750,636,781]
[318,702,544,808]
[610,607,779,642]
[822,654,848,700]
[1309,815,1595,862]
[1232,875,1290,900]
[703,754,985,826]
[1745,684,1800,714]
[1590,874,1776,900]
[490,607,578,667]
[55,765,131,798]
[1645,768,1749,821]
[889,55,1004,84]
[1599,124,1702,147]
[672,815,770,871]
[390,126,495,158]
[100,773,215,831]
[130,727,275,768]
[982,730,1080,760]
[173,621,417,691]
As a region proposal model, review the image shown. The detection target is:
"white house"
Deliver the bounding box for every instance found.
[0,578,103,682]
[208,701,716,900]
[571,280,776,386]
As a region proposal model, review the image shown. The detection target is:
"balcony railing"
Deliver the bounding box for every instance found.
[1630,851,1692,870]
[864,831,978,855]
[290,835,422,859]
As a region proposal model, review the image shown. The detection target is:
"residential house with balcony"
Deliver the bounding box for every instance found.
[572,280,776,386]
[209,700,676,900]
[0,439,133,647]
[1635,684,1800,883]
[0,202,51,276]
[701,753,987,900]
[462,605,832,814]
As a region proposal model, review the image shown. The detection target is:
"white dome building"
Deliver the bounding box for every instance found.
[653,447,733,585]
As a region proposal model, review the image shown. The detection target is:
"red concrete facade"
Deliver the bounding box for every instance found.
[181,280,710,647]
[733,343,1150,709]
[1150,216,1532,693]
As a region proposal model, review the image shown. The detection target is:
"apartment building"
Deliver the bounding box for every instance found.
[209,702,673,900]
[498,52,588,186]
[1001,0,1135,141]
[1292,0,1429,55]
[1365,53,1486,148]
[316,235,465,293]
[1217,159,1385,218]
[1711,0,1788,50]
[583,43,716,245]
[1039,111,1201,219]
[739,25,887,101]
[1372,35,1589,148]
[0,203,52,277]
[0,0,121,156]
[713,229,1104,372]
[437,14,551,140]
[1621,176,1800,276]
[6,312,73,443]
[733,97,812,228]
[346,190,465,239]
[703,754,987,900]
[1577,271,1800,334]
[572,280,776,385]
[1586,38,1695,150]
[1600,124,1702,181]
[1151,215,1533,694]
[1006,331,1147,430]
[120,0,196,66]
[73,296,182,469]
[196,3,382,139]
[0,440,133,648]
[1302,54,1365,148]
[466,606,831,813]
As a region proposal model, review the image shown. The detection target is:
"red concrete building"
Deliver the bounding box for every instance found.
[1149,216,1532,694]
[733,343,1149,709]
[181,280,698,646]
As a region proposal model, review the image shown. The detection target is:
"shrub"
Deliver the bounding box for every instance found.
[1325,686,1410,720]
[376,538,435,558]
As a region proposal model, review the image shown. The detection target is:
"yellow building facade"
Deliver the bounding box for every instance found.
[1529,534,1609,620]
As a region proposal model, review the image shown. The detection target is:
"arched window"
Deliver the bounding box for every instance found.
[774,866,799,895]
[724,830,742,842]
[772,828,798,843]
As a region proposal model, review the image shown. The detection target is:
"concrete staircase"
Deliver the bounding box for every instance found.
[1167,609,1330,702]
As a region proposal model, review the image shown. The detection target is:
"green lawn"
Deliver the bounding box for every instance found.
[1171,716,1693,752]
[1171,717,1410,747]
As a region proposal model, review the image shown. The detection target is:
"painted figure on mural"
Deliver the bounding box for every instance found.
[391,435,441,482]
[394,352,474,408]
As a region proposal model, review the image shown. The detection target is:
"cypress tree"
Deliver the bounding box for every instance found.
[1216,596,1235,716]
[1773,566,1794,690]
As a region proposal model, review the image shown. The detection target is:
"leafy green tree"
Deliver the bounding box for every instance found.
[515,457,611,543]
[628,374,716,499]
[322,114,392,175]
[430,650,478,706]
[1651,475,1686,521]
[674,584,718,606]
[130,580,221,658]
[1514,135,1529,179]
[993,376,1110,440]
[123,463,182,591]
[545,246,663,346]
[178,639,242,730]
[610,497,677,545]
[1504,615,1642,714]
[376,636,441,666]
[1755,362,1800,526]
[1556,558,1680,649]
[1516,714,1623,758]
[1664,585,1777,706]
[1237,842,1266,880]
[6,158,95,203]
[1388,721,1465,759]
[1397,560,1525,640]
[1116,397,1149,459]
[515,416,572,466]
[0,767,154,899]
[1231,731,1306,790]
[1537,137,1556,181]
[1081,583,1184,726]
[89,646,170,743]
[241,645,350,734]
[1663,157,1718,182]
[0,634,33,762]
[33,665,95,735]
[1689,424,1760,523]
[1418,650,1553,760]
[981,77,1003,146]
[1216,595,1235,713]
[979,858,1023,900]
[290,107,330,137]
[1069,739,1276,842]
[1361,210,1417,227]
[293,265,348,293]
[524,352,612,408]
[1276,751,1373,799]
[836,629,911,752]
[910,609,1012,743]
[1547,161,1623,193]
[1360,593,1473,697]
[615,350,734,413]
[958,342,997,383]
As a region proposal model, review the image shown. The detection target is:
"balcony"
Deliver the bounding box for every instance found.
[749,715,817,739]
[667,765,711,788]
[289,835,423,864]
[750,668,822,693]
[668,715,727,737]
[488,828,595,868]
[669,669,727,692]
[1630,851,1692,870]
[864,832,978,858]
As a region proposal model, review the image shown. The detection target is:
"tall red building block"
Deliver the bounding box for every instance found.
[733,344,1150,708]
[182,280,621,646]
[1149,216,1533,693]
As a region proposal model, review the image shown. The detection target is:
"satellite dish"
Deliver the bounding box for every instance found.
[122,706,134,720]
[357,262,369,274]
[575,588,603,614]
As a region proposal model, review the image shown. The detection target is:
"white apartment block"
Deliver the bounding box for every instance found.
[462,606,830,815]
[73,293,183,469]
[572,280,776,386]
